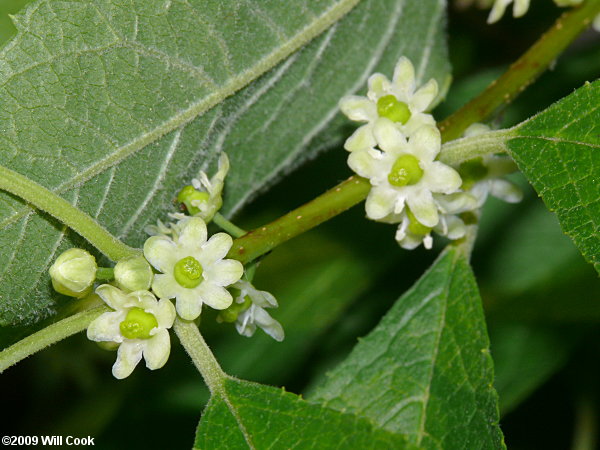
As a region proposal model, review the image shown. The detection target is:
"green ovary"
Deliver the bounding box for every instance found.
[406,208,432,236]
[377,95,411,124]
[120,307,158,340]
[177,185,210,215]
[388,154,424,187]
[174,256,204,288]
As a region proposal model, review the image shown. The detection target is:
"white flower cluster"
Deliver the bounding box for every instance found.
[50,154,284,379]
[340,57,521,250]
[457,0,600,29]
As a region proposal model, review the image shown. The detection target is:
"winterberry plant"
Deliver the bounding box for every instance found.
[0,0,599,448]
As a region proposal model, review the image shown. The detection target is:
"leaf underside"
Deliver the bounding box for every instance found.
[0,0,449,329]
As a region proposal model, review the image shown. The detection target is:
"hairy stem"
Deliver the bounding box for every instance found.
[439,129,513,166]
[438,0,600,142]
[0,165,139,261]
[173,318,227,395]
[213,212,247,238]
[0,306,109,373]
[228,176,370,264]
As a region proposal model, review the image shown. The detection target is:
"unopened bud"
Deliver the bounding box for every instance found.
[49,248,97,298]
[114,256,154,292]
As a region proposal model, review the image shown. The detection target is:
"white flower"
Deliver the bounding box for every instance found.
[230,280,284,342]
[395,192,478,250]
[87,285,176,379]
[339,56,438,152]
[143,217,243,320]
[349,120,462,228]
[177,153,230,223]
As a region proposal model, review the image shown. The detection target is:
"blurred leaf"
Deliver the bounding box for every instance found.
[507,79,600,274]
[195,378,416,449]
[0,0,449,329]
[490,322,579,416]
[310,248,505,449]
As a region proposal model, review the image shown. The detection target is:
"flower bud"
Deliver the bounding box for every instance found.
[49,248,97,298]
[114,256,154,292]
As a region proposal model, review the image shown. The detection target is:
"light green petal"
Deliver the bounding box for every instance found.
[339,95,377,122]
[396,230,424,250]
[175,288,203,320]
[513,0,530,17]
[373,118,406,154]
[406,189,439,228]
[410,79,438,113]
[198,282,233,311]
[441,215,467,240]
[344,124,376,152]
[143,329,171,370]
[424,162,462,194]
[152,274,179,300]
[126,290,159,311]
[347,149,380,179]
[402,113,436,137]
[365,187,397,220]
[253,307,285,342]
[143,236,178,274]
[409,125,440,162]
[392,56,416,98]
[96,284,129,310]
[178,217,208,250]
[367,73,391,100]
[154,299,176,329]
[112,341,144,379]
[488,0,511,23]
[87,310,126,343]
[434,192,478,214]
[200,232,233,264]
[205,259,243,287]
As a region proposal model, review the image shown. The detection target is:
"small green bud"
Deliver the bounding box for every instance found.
[388,154,423,187]
[377,95,411,124]
[406,208,432,236]
[49,248,97,298]
[114,256,154,292]
[174,256,204,288]
[460,211,479,226]
[217,295,252,323]
[177,185,210,215]
[459,158,488,190]
[119,307,158,340]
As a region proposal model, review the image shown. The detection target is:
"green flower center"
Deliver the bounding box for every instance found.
[377,95,411,124]
[388,154,423,187]
[406,208,431,236]
[174,256,204,288]
[459,158,488,190]
[119,307,158,340]
[177,185,210,215]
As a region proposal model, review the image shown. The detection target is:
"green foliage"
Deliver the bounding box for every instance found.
[508,80,600,274]
[0,0,449,327]
[310,248,505,449]
[195,378,416,449]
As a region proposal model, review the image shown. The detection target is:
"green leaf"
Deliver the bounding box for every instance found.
[195,378,416,450]
[0,0,449,328]
[507,79,600,274]
[309,248,505,449]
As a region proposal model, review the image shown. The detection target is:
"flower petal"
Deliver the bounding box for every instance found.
[143,236,178,273]
[112,340,144,379]
[367,73,391,100]
[198,282,233,310]
[373,118,407,154]
[392,56,416,99]
[205,259,243,287]
[96,284,129,310]
[200,232,233,264]
[408,125,441,162]
[423,162,462,194]
[347,149,381,179]
[126,290,159,311]
[407,189,439,228]
[396,231,425,250]
[152,274,180,300]
[339,95,377,122]
[252,307,285,342]
[410,79,438,113]
[443,215,467,240]
[402,112,436,136]
[178,217,208,250]
[365,187,397,220]
[235,309,257,337]
[490,179,523,203]
[143,329,171,370]
[87,310,126,343]
[175,288,203,320]
[434,192,478,214]
[154,298,176,329]
[344,124,376,152]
